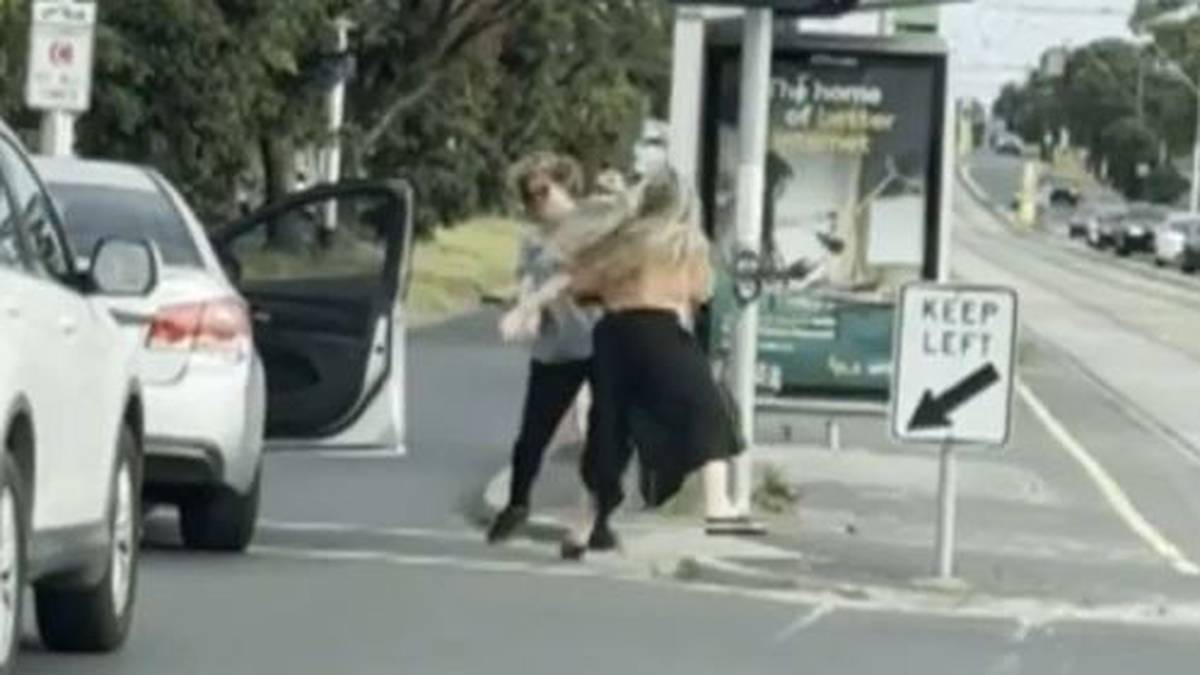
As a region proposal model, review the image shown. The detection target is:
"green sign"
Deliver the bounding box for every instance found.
[704,38,948,401]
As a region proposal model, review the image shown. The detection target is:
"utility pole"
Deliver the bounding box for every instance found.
[1191,73,1200,213]
[728,7,774,515]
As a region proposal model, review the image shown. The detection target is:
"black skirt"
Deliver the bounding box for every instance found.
[583,309,744,510]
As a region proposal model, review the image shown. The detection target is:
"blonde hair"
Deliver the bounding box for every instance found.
[552,166,709,289]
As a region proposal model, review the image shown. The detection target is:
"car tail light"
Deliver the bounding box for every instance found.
[148,298,250,361]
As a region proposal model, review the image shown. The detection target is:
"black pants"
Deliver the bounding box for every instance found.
[507,359,590,508]
[583,310,740,522]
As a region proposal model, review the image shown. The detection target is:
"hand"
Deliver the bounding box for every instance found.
[499,304,540,342]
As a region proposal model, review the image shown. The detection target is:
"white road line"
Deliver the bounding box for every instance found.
[258,520,481,543]
[1016,380,1200,576]
[251,545,604,580]
[250,542,1200,631]
[772,603,834,642]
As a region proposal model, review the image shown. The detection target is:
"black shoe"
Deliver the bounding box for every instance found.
[486,505,529,544]
[587,522,619,552]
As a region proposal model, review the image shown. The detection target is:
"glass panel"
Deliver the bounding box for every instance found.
[230,192,394,286]
[48,183,203,268]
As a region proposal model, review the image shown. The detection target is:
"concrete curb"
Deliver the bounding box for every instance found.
[475,463,805,591]
[675,555,800,591]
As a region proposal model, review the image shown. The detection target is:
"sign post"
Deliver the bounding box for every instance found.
[25,0,97,156]
[891,284,1018,579]
[727,7,775,513]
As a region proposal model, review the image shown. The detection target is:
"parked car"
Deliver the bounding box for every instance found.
[1041,183,1081,210]
[1113,203,1167,256]
[1153,214,1197,268]
[0,120,154,667]
[1181,219,1200,274]
[1086,205,1126,249]
[994,134,1025,157]
[34,157,267,552]
[1066,206,1093,239]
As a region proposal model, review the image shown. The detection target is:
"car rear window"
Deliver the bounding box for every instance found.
[47,182,203,268]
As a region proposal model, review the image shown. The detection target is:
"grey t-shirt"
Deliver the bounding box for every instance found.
[516,234,599,363]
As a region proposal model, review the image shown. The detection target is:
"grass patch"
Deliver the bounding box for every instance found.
[408,217,523,324]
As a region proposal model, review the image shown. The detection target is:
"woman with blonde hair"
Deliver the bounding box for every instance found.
[554,166,745,550]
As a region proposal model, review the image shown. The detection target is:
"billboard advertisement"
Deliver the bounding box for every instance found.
[702,33,948,402]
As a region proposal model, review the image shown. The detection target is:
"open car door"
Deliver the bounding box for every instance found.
[214,181,414,452]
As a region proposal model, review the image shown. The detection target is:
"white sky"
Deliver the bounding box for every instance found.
[939,0,1137,103]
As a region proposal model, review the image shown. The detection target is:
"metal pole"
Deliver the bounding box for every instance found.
[1191,83,1200,213]
[324,18,352,186]
[728,8,773,514]
[934,441,957,579]
[39,110,75,157]
[667,7,707,186]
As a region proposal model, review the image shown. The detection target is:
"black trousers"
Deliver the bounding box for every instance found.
[507,359,591,508]
[583,310,741,521]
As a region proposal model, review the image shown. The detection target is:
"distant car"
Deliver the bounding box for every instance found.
[35,157,267,552]
[1113,203,1167,256]
[1181,219,1200,274]
[1048,186,1080,208]
[995,139,1024,157]
[1153,214,1197,268]
[1086,206,1126,249]
[1,119,154,667]
[1067,207,1092,239]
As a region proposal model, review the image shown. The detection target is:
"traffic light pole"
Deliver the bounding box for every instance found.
[727,8,774,513]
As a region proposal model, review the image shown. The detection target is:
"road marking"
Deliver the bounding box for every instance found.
[249,542,1200,631]
[251,545,605,580]
[773,603,834,642]
[1016,380,1200,576]
[258,520,481,544]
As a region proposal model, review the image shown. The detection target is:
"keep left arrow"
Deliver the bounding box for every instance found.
[908,363,1001,432]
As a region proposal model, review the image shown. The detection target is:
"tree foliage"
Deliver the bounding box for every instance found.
[0,0,672,233]
[992,31,1199,202]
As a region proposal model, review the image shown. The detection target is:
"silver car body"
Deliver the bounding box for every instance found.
[33,157,265,494]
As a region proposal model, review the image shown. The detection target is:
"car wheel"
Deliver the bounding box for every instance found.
[179,466,261,553]
[1155,257,1166,267]
[36,423,139,653]
[0,455,27,674]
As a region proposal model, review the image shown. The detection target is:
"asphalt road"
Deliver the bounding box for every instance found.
[16,162,1200,673]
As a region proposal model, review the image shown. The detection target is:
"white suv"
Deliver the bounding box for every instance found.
[0,121,156,668]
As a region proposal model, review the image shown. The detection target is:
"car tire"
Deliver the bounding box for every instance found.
[179,467,261,553]
[0,454,27,674]
[36,423,140,653]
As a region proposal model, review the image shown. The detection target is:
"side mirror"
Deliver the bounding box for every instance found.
[89,238,158,296]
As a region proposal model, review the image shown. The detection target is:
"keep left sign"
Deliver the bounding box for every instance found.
[891,284,1018,447]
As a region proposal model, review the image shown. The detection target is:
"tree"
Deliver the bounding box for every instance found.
[71,0,333,229]
[1131,0,1191,31]
[341,0,534,175]
[1099,116,1161,199]
[356,0,672,232]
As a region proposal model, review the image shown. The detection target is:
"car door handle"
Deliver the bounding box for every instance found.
[59,317,78,336]
[0,301,19,319]
[251,310,272,325]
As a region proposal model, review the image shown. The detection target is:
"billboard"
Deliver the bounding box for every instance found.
[701,30,948,402]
